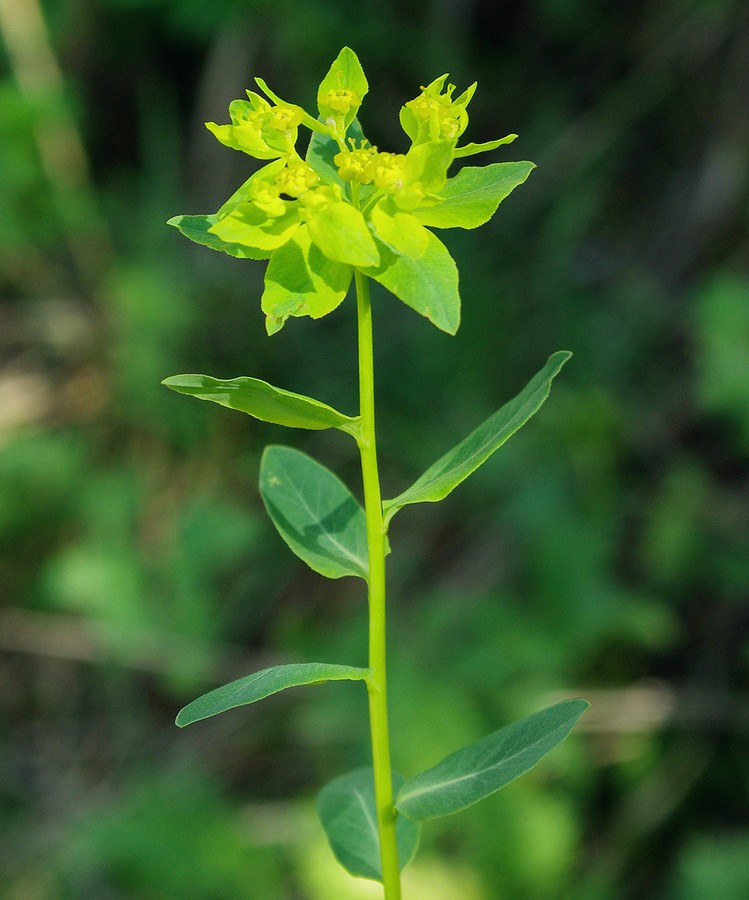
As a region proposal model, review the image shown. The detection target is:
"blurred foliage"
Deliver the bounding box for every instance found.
[1,0,748,897]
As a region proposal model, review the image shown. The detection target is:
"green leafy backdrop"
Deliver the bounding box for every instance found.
[1,1,748,897]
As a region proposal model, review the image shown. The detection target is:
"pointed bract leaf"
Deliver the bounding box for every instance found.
[217,159,288,217]
[318,769,420,882]
[209,202,301,251]
[317,47,368,132]
[453,134,518,159]
[362,231,460,335]
[261,225,353,333]
[161,374,359,435]
[383,351,571,526]
[176,663,370,727]
[167,214,271,260]
[415,161,535,229]
[260,445,368,579]
[396,699,590,821]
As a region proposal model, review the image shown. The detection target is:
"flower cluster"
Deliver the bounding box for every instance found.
[169,47,532,336]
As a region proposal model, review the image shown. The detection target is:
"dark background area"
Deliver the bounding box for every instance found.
[1,0,748,897]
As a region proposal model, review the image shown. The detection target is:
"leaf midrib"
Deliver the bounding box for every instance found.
[395,391,542,504]
[283,467,367,573]
[397,721,570,807]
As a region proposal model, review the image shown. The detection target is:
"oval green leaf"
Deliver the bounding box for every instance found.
[383,351,571,527]
[161,373,359,436]
[318,768,420,882]
[415,161,535,230]
[395,699,590,821]
[176,662,370,727]
[362,231,460,335]
[259,445,368,580]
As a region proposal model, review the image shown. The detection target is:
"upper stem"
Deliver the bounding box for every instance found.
[355,268,402,899]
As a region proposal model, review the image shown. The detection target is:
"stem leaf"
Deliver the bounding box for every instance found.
[396,699,590,821]
[260,445,369,580]
[383,351,571,526]
[415,161,535,229]
[362,231,460,335]
[176,663,370,727]
[317,768,420,882]
[161,373,358,435]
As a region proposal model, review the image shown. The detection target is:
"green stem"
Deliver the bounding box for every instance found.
[355,268,401,899]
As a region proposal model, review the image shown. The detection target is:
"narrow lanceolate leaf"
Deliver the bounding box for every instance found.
[318,769,420,882]
[415,161,535,230]
[161,374,359,436]
[176,663,370,727]
[362,231,460,335]
[167,214,271,260]
[260,445,368,580]
[453,134,518,159]
[383,351,571,527]
[396,699,590,821]
[261,225,353,333]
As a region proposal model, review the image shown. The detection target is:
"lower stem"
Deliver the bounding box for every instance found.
[355,269,401,899]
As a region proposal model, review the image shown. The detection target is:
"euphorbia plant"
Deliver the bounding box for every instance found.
[164,47,588,897]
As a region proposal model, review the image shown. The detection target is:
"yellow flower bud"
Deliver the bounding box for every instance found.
[248,180,287,218]
[274,160,319,198]
[268,105,303,131]
[333,146,378,183]
[322,88,360,115]
[363,152,407,190]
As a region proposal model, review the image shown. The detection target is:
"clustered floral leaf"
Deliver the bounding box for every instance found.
[168,47,535,336]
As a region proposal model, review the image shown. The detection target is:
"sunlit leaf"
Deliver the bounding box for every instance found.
[396,699,590,821]
[209,202,301,251]
[317,47,369,131]
[370,198,430,258]
[415,161,535,229]
[306,200,379,267]
[167,214,271,260]
[176,663,370,727]
[216,159,287,217]
[402,140,455,198]
[453,134,518,159]
[161,373,359,436]
[261,225,353,332]
[362,231,460,335]
[383,351,571,526]
[259,445,368,579]
[318,769,420,882]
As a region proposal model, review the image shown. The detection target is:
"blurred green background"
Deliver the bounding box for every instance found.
[1,1,748,897]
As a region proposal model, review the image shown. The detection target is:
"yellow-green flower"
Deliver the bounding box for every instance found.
[400,75,476,145]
